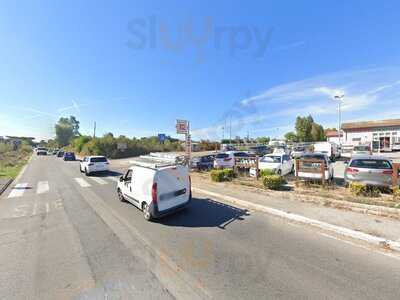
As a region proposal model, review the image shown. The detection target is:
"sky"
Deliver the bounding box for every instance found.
[1,0,400,141]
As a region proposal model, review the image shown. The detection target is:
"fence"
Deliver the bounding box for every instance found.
[295,158,327,185]
[234,156,259,179]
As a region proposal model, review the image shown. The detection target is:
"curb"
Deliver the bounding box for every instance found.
[193,187,400,253]
[0,179,13,196]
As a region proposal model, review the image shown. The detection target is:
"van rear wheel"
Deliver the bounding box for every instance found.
[142,203,152,221]
[117,189,125,202]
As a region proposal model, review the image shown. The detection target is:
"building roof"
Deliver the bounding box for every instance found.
[342,119,400,130]
[325,130,342,138]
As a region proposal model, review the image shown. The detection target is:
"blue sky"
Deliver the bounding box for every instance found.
[1,0,400,141]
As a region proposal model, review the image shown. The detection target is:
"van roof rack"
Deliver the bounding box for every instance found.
[129,153,186,169]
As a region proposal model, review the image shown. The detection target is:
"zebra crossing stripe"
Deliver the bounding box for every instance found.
[37,181,49,194]
[74,178,91,188]
[8,183,29,198]
[89,177,108,185]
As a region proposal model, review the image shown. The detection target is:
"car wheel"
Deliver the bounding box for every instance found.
[117,188,125,202]
[142,203,152,221]
[85,168,90,176]
[277,169,282,176]
[80,165,83,173]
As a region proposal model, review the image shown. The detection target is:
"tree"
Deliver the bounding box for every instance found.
[284,132,298,142]
[55,116,80,146]
[256,136,270,144]
[311,123,325,141]
[294,115,325,142]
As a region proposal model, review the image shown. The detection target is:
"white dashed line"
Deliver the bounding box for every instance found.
[36,181,49,194]
[74,178,91,188]
[89,177,108,185]
[8,183,29,198]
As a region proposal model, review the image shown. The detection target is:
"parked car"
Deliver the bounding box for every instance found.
[344,155,396,187]
[117,158,191,221]
[248,145,272,156]
[36,147,47,155]
[57,150,65,157]
[52,149,59,155]
[295,153,334,181]
[63,152,76,161]
[80,156,109,175]
[313,142,340,160]
[192,155,215,170]
[392,142,400,152]
[250,153,293,177]
[352,145,372,156]
[291,146,307,159]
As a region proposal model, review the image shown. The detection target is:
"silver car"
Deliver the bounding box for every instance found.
[344,155,396,187]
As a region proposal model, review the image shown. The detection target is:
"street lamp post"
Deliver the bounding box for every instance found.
[334,94,344,146]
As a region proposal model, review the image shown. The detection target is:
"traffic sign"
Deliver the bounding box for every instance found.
[176,120,189,134]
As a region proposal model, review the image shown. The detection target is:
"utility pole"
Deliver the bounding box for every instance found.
[93,121,96,138]
[229,116,232,144]
[334,94,344,146]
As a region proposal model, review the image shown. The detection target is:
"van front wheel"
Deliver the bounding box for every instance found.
[142,203,152,221]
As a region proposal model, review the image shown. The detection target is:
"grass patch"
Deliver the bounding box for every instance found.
[0,143,32,179]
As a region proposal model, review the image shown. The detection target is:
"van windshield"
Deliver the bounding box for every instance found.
[261,156,281,163]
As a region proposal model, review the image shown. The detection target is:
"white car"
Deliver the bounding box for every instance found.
[80,156,109,175]
[36,147,47,155]
[213,151,250,169]
[295,153,334,181]
[117,157,191,221]
[352,145,371,156]
[313,142,340,160]
[250,153,293,177]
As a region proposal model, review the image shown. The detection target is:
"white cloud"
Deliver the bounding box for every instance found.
[193,68,400,140]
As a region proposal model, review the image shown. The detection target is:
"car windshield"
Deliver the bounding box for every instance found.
[261,156,281,163]
[354,146,370,151]
[350,159,392,169]
[216,153,229,159]
[91,157,107,162]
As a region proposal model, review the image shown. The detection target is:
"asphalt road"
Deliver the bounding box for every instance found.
[1,155,400,299]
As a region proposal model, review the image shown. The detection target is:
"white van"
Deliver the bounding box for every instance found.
[313,142,340,160]
[117,156,191,221]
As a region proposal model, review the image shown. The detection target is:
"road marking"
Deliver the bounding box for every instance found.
[36,181,49,194]
[32,200,38,216]
[106,176,119,182]
[89,177,108,185]
[8,183,28,198]
[46,203,50,214]
[74,178,91,188]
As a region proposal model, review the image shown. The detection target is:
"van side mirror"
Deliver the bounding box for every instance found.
[119,176,124,182]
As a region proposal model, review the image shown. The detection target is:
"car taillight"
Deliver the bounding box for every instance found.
[151,182,158,203]
[347,167,359,174]
[382,170,393,175]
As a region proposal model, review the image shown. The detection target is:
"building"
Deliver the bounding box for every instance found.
[325,130,343,144]
[341,119,400,151]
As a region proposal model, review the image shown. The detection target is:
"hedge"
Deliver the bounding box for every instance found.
[210,169,234,182]
[262,175,285,190]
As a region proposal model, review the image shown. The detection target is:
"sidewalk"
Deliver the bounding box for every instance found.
[191,175,400,243]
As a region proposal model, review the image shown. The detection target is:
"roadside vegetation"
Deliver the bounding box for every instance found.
[0,143,32,179]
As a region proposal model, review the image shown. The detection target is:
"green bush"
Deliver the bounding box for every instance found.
[260,169,276,177]
[349,182,381,197]
[393,187,400,201]
[210,169,234,182]
[262,175,285,190]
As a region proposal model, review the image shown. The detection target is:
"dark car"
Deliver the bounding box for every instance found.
[195,155,215,170]
[57,150,65,157]
[63,152,76,161]
[248,145,272,156]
